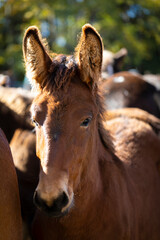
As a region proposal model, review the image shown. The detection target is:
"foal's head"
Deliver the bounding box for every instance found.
[23,24,103,217]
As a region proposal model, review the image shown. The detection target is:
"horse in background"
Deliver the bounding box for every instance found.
[0,87,33,141]
[0,87,37,239]
[10,129,39,240]
[0,74,10,87]
[0,128,22,240]
[99,71,160,118]
[101,48,127,79]
[143,74,160,90]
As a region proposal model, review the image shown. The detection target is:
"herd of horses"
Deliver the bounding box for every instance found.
[1,24,160,240]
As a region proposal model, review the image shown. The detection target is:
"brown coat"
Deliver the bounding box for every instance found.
[0,129,22,240]
[23,23,160,240]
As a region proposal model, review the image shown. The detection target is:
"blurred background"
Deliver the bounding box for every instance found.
[0,0,160,86]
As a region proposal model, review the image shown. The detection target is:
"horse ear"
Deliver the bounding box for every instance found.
[76,24,103,86]
[23,26,52,89]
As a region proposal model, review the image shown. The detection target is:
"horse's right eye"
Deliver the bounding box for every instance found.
[31,118,39,127]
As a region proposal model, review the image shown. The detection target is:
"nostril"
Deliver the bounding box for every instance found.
[33,191,39,206]
[54,191,69,210]
[33,191,39,205]
[33,191,46,209]
[61,191,69,207]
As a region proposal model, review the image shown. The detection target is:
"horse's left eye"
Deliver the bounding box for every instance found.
[81,117,92,127]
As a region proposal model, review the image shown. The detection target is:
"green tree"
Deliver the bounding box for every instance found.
[0,0,160,84]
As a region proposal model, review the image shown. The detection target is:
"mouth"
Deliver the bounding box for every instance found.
[36,201,74,218]
[41,208,69,218]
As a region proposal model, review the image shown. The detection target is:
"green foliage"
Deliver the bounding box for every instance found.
[0,0,160,83]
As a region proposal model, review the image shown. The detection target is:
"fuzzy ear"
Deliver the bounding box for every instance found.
[76,24,103,86]
[23,26,52,89]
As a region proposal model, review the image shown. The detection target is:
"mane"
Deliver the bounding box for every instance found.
[95,88,115,153]
[96,89,124,169]
[43,54,78,93]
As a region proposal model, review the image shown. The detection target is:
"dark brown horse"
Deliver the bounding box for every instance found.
[0,128,22,239]
[0,88,36,239]
[99,71,160,118]
[23,24,160,240]
[101,48,127,78]
[10,129,39,239]
[0,87,33,142]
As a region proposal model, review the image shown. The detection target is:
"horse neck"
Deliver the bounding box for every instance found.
[69,129,130,236]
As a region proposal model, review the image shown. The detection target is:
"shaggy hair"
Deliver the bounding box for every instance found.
[44,54,78,92]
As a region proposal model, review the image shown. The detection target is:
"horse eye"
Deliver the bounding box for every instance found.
[81,117,92,127]
[31,118,39,127]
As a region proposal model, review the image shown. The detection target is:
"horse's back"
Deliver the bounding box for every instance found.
[0,129,22,240]
[100,72,160,118]
[104,109,160,239]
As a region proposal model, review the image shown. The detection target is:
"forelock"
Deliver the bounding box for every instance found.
[42,54,79,93]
